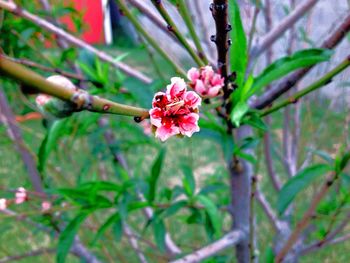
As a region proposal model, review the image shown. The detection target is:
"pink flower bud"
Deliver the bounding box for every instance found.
[35,75,76,107]
[41,201,52,212]
[15,187,27,204]
[140,121,152,136]
[187,66,224,98]
[0,198,7,210]
[150,77,201,141]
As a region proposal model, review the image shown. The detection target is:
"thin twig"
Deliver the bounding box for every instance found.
[150,0,205,67]
[0,248,56,263]
[275,170,342,262]
[169,230,244,263]
[117,0,186,77]
[0,0,152,83]
[260,56,350,117]
[250,0,319,58]
[252,13,350,109]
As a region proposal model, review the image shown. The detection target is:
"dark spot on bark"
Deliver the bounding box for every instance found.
[134,116,142,123]
[103,104,110,111]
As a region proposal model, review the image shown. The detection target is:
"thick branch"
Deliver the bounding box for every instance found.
[0,55,149,118]
[170,230,244,263]
[211,0,229,82]
[0,0,152,83]
[252,13,350,109]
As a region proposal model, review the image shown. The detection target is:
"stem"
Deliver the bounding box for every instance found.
[260,56,350,117]
[169,230,244,263]
[176,0,208,64]
[150,0,205,67]
[0,55,150,117]
[117,0,186,77]
[0,0,152,83]
[4,56,86,81]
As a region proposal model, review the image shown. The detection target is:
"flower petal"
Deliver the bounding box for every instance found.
[156,124,179,141]
[149,108,163,127]
[187,67,200,82]
[178,113,200,137]
[167,77,187,99]
[184,91,202,108]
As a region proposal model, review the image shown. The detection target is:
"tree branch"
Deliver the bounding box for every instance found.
[252,13,350,109]
[275,170,342,262]
[0,89,43,192]
[150,0,205,67]
[0,0,152,83]
[117,0,186,77]
[250,0,319,58]
[260,56,350,117]
[169,230,244,263]
[0,55,149,118]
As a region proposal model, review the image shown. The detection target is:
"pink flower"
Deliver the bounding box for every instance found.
[41,201,52,212]
[0,198,7,210]
[187,66,224,98]
[140,120,152,136]
[15,187,27,204]
[150,77,201,141]
[35,94,52,106]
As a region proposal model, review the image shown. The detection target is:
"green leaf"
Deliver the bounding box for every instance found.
[148,149,166,203]
[335,151,350,173]
[251,49,333,95]
[182,165,196,197]
[196,195,221,238]
[161,200,187,219]
[242,112,268,131]
[153,219,166,252]
[277,164,333,215]
[112,217,123,242]
[232,75,254,104]
[91,212,121,245]
[229,0,247,88]
[231,101,249,127]
[38,119,68,172]
[57,212,89,263]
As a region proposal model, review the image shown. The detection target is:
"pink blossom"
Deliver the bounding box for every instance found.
[187,66,224,98]
[41,201,52,212]
[150,77,201,141]
[140,120,152,136]
[0,198,7,210]
[35,94,52,106]
[15,187,27,204]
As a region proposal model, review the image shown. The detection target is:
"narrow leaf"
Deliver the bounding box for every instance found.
[277,164,333,215]
[229,0,247,88]
[196,195,221,237]
[91,212,121,245]
[231,101,249,127]
[182,165,196,197]
[252,49,333,95]
[153,220,166,252]
[148,149,166,203]
[57,212,89,263]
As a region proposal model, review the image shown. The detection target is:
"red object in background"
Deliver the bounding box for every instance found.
[60,0,105,44]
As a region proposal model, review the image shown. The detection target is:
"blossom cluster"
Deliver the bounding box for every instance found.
[148,66,224,141]
[0,187,51,212]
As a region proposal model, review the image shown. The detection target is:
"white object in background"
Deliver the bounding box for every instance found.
[102,0,112,45]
